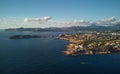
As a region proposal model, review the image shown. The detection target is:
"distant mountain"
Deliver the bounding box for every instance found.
[5,25,120,32]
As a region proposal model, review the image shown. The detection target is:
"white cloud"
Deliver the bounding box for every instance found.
[96,16,120,26]
[24,18,29,22]
[0,16,120,29]
[24,16,52,23]
[23,16,120,27]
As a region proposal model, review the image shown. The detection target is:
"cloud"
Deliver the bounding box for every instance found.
[24,18,30,22]
[73,19,94,26]
[23,16,120,27]
[62,16,120,26]
[96,16,120,26]
[24,16,52,23]
[54,19,94,27]
[1,16,120,29]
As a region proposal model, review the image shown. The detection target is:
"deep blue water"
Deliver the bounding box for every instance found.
[0,31,120,74]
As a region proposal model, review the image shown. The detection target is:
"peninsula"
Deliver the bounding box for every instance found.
[59,32,120,56]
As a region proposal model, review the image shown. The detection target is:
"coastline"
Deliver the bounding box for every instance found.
[59,33,120,56]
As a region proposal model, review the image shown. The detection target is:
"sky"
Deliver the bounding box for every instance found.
[0,0,120,29]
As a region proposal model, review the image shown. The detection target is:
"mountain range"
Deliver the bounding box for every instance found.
[5,24,120,32]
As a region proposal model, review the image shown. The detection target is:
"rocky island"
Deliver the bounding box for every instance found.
[9,35,54,39]
[59,33,120,56]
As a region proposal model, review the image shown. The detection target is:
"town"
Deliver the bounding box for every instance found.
[59,31,120,56]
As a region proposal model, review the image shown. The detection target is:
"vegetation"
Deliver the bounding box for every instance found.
[59,32,120,56]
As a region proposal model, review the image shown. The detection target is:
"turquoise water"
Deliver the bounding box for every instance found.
[0,31,120,74]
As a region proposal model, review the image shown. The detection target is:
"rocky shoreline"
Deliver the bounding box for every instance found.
[59,34,120,56]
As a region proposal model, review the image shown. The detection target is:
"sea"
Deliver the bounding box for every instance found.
[0,31,120,74]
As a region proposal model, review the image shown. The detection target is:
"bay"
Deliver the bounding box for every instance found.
[0,31,120,74]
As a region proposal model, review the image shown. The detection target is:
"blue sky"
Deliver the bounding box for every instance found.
[0,0,120,29]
